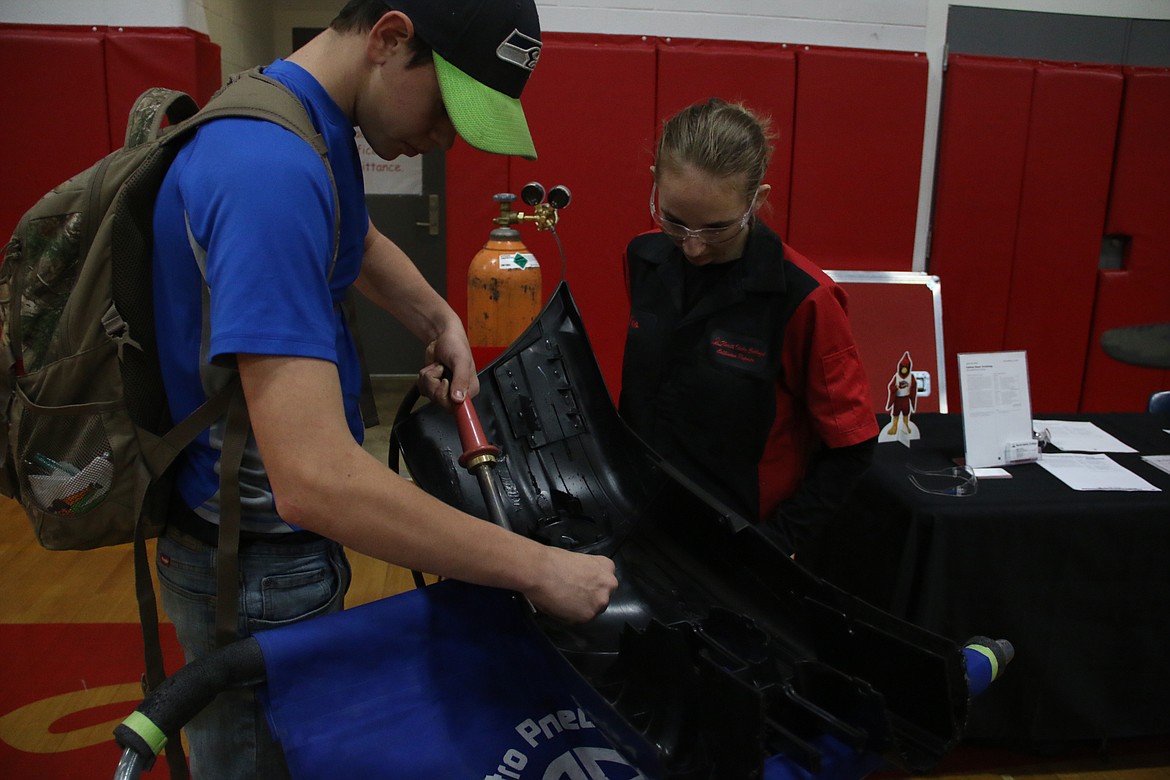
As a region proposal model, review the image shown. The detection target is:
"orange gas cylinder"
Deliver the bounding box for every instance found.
[467,225,541,348]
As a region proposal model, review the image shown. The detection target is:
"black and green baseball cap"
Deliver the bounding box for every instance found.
[385,0,542,159]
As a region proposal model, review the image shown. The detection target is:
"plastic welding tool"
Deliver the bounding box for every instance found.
[451,394,512,533]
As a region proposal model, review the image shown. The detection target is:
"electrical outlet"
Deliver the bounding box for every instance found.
[913,371,932,397]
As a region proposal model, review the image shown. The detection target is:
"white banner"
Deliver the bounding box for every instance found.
[356,130,423,196]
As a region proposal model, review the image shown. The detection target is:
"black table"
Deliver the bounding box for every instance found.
[804,412,1170,745]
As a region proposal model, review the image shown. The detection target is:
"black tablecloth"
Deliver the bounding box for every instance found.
[804,413,1170,744]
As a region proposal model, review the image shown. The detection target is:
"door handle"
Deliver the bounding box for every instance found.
[415,194,440,236]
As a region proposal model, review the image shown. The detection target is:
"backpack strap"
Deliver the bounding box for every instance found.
[215,385,250,649]
[341,295,382,428]
[140,375,242,477]
[135,378,241,780]
[189,68,378,425]
[125,88,200,148]
[133,506,189,779]
[183,66,341,280]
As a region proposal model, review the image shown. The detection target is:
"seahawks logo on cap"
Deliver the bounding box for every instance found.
[497,29,541,71]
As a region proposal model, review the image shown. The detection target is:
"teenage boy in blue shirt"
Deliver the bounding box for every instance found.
[152,1,617,775]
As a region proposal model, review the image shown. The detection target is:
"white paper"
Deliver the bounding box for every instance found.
[27,453,113,510]
[1037,453,1160,491]
[356,130,423,195]
[1034,419,1137,453]
[971,467,1012,479]
[1142,455,1170,477]
[958,351,1034,468]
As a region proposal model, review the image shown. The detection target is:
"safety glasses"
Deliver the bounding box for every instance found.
[649,183,756,246]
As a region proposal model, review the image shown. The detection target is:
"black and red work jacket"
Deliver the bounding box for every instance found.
[619,222,878,553]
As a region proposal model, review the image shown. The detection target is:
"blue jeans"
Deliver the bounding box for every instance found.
[157,525,351,780]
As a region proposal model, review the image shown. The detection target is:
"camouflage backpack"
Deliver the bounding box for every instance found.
[0,67,338,549]
[0,67,338,777]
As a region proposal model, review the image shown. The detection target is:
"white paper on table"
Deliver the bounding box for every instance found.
[1034,419,1137,453]
[972,467,1012,479]
[1037,453,1160,491]
[1142,455,1170,477]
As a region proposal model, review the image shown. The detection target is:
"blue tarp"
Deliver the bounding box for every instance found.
[255,579,883,779]
[257,580,656,779]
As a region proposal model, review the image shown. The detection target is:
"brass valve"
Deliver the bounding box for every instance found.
[492,182,571,232]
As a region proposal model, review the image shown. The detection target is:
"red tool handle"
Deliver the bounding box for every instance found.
[455,398,501,468]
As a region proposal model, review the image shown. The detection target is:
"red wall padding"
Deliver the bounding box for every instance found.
[787,48,927,271]
[929,55,1034,402]
[447,34,929,397]
[655,39,797,238]
[0,26,110,241]
[1080,67,1170,411]
[1003,63,1122,413]
[930,54,1133,413]
[0,24,221,242]
[512,35,657,393]
[15,27,1158,414]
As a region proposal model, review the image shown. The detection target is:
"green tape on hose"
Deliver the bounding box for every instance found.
[121,711,168,755]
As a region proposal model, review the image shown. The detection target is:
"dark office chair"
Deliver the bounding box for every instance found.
[1101,326,1170,416]
[1150,390,1170,415]
[1101,323,1170,369]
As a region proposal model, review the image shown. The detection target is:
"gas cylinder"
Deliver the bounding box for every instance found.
[467,195,542,349]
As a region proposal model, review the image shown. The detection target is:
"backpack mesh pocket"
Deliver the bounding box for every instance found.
[17,409,114,517]
[11,346,147,550]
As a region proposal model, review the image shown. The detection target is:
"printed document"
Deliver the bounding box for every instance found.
[1034,420,1137,453]
[958,351,1034,468]
[1142,455,1170,477]
[1038,453,1160,491]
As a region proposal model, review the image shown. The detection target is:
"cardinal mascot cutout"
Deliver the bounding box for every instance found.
[881,351,920,444]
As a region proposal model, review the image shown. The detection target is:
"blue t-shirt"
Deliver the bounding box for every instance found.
[153,60,368,530]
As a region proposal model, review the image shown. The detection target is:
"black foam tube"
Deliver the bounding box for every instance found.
[114,637,265,759]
